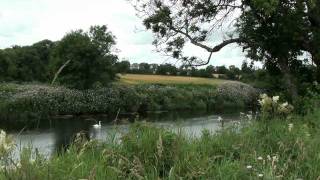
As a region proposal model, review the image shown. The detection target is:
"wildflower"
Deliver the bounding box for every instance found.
[288,123,294,132]
[258,173,264,178]
[257,156,263,161]
[272,155,278,162]
[267,155,271,161]
[272,96,280,102]
[246,165,253,169]
[260,93,268,99]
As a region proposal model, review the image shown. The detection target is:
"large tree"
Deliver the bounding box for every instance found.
[50,25,118,89]
[238,0,320,98]
[132,0,320,99]
[131,0,243,66]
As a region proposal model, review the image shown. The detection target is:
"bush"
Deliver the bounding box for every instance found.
[0,83,258,125]
[258,94,294,119]
[216,81,259,108]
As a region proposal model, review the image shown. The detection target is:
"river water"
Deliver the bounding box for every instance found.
[7,110,243,158]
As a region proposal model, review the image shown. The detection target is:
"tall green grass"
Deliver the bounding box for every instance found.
[1,109,320,179]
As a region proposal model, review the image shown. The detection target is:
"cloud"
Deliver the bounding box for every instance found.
[0,0,247,67]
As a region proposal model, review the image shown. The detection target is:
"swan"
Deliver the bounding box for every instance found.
[93,121,101,129]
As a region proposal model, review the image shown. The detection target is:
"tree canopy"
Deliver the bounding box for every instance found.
[50,25,118,89]
[0,25,118,89]
[132,0,320,98]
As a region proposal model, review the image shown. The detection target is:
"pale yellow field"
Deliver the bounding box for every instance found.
[117,74,231,85]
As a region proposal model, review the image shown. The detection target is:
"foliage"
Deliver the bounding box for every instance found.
[132,0,241,66]
[296,82,320,114]
[216,81,259,109]
[258,94,294,119]
[0,40,54,82]
[115,60,130,74]
[133,0,320,100]
[0,83,258,125]
[1,108,320,179]
[50,25,118,89]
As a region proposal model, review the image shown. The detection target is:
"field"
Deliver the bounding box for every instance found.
[117,74,231,85]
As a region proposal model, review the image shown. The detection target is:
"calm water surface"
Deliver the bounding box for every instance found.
[8,110,243,158]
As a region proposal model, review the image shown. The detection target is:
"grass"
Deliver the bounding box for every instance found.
[1,108,320,179]
[117,74,231,85]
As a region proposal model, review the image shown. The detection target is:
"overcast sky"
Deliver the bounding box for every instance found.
[0,0,248,67]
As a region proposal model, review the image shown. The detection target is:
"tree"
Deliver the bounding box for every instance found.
[50,25,118,89]
[133,0,320,100]
[116,60,130,73]
[216,66,228,74]
[0,40,55,82]
[156,63,177,75]
[139,63,151,74]
[0,50,14,81]
[237,0,317,98]
[132,0,242,66]
[241,61,253,74]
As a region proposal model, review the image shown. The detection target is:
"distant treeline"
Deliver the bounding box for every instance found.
[0,33,257,85]
[116,60,256,80]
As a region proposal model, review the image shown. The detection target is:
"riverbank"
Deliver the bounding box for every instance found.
[1,107,320,179]
[0,82,258,126]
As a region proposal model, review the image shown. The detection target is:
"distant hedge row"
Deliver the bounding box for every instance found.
[0,82,258,124]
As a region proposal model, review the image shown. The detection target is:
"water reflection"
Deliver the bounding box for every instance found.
[9,110,242,158]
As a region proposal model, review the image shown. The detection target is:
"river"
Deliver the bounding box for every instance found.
[7,110,244,158]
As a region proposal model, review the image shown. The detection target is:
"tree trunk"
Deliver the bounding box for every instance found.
[279,61,298,101]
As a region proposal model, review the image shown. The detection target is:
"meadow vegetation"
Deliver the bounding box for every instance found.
[0,93,319,179]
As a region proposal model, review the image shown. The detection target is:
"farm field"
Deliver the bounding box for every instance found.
[117,74,231,85]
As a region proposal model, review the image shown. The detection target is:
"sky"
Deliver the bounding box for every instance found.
[0,0,248,67]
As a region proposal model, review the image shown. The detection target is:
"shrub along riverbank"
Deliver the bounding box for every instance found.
[0,82,258,125]
[0,106,320,179]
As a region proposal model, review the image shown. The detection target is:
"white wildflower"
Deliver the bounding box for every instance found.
[257,156,263,161]
[260,93,268,99]
[258,173,264,178]
[272,155,278,162]
[288,123,294,132]
[0,130,6,144]
[246,165,253,169]
[272,96,280,102]
[267,155,271,161]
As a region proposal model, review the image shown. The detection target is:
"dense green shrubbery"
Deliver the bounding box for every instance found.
[0,82,258,124]
[1,107,320,179]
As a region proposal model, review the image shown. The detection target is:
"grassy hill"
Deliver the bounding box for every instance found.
[117,74,231,86]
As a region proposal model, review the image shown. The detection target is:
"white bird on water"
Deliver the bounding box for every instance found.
[93,121,102,129]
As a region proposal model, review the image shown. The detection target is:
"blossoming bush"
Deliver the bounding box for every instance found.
[216,81,259,108]
[0,83,259,125]
[258,94,294,119]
